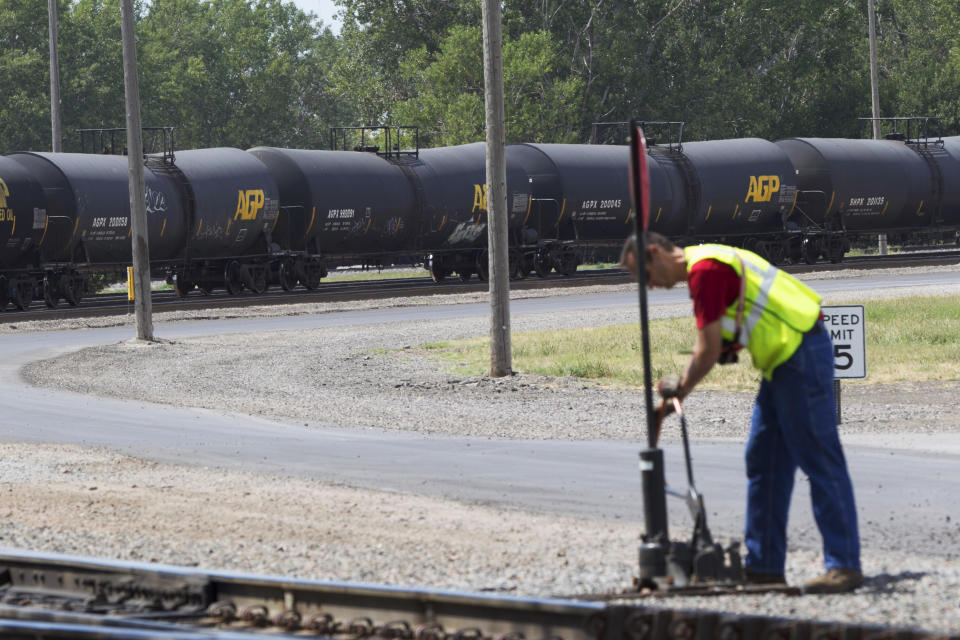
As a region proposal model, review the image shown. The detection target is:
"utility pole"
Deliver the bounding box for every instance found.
[47,0,62,152]
[120,0,154,340]
[481,0,511,377]
[868,0,887,254]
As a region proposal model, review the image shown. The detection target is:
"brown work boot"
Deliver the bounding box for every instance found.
[803,568,863,594]
[743,569,786,585]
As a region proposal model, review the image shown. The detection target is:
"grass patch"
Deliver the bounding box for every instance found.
[325,267,429,282]
[420,295,960,389]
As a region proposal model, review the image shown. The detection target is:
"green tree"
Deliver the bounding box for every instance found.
[0,0,61,151]
[393,25,583,146]
[139,0,344,149]
[877,0,960,135]
[58,0,127,149]
[329,0,479,129]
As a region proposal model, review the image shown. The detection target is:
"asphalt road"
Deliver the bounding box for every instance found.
[0,271,958,556]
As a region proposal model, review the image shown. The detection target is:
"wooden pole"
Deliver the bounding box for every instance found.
[481,0,511,377]
[867,0,887,254]
[120,0,154,340]
[47,0,62,152]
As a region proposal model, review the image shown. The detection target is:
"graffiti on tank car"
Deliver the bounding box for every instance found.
[0,178,13,224]
[745,175,781,203]
[472,184,487,213]
[385,216,404,235]
[235,189,265,221]
[447,221,486,245]
[145,186,168,215]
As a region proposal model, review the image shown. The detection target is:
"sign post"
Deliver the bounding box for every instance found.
[821,305,866,423]
[628,121,671,585]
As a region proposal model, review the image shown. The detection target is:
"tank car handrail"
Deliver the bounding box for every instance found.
[76,126,175,163]
[329,126,419,158]
[857,116,944,147]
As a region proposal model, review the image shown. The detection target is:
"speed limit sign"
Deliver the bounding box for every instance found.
[821,305,866,379]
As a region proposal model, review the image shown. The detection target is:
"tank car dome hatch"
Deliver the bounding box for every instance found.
[248,147,415,256]
[0,156,49,268]
[7,152,184,263]
[171,148,279,260]
[775,137,936,233]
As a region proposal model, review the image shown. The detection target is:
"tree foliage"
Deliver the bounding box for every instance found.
[0,0,957,153]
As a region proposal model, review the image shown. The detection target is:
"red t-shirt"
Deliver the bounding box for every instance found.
[688,258,740,329]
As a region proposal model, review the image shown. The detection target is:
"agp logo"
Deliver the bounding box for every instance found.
[0,178,13,223]
[471,183,487,213]
[235,189,265,221]
[745,175,781,203]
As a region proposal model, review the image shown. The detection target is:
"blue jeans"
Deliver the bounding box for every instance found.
[744,326,861,574]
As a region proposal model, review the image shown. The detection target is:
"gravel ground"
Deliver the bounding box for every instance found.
[7,265,960,634]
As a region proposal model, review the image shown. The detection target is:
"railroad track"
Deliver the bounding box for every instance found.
[0,549,947,639]
[1,250,958,325]
[0,268,632,324]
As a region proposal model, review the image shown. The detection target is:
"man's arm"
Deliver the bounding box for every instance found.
[675,318,723,400]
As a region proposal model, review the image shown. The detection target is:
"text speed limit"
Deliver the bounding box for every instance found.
[822,305,866,379]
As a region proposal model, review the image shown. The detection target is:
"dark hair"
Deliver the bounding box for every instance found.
[619,232,676,267]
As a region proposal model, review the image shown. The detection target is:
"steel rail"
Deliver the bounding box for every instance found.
[0,549,950,640]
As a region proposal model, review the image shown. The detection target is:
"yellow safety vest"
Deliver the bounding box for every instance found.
[684,245,822,379]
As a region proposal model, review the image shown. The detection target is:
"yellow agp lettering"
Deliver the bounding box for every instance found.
[471,184,487,213]
[235,189,265,220]
[0,178,13,223]
[745,175,781,203]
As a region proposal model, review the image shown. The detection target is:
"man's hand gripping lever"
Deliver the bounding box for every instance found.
[653,374,681,447]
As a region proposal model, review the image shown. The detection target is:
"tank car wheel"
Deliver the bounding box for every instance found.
[0,276,8,311]
[64,273,84,307]
[173,274,194,298]
[279,261,297,291]
[763,243,785,266]
[11,280,32,311]
[475,251,489,282]
[429,263,447,283]
[302,266,323,290]
[457,269,472,282]
[557,249,579,277]
[803,239,819,265]
[249,267,268,295]
[533,253,551,278]
[42,274,59,309]
[224,261,243,295]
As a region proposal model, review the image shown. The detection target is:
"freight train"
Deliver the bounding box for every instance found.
[0,124,958,310]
